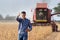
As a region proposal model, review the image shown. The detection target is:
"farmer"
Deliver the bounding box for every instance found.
[16,11,32,40]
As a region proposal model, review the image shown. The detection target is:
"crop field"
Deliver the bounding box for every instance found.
[0,22,53,40]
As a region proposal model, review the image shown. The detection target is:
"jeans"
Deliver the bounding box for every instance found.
[18,33,28,40]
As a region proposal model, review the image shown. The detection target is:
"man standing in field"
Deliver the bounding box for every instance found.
[16,11,32,40]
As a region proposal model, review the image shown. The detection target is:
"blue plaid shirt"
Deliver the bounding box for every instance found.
[16,16,32,35]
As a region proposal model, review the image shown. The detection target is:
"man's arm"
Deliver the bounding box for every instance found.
[28,20,32,31]
[26,20,32,32]
[16,13,22,22]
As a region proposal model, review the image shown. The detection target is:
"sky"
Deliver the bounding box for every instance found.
[0,0,60,21]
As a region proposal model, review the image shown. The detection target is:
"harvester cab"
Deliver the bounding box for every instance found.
[33,3,52,26]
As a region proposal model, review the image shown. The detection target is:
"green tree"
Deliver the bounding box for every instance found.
[53,3,60,16]
[53,3,60,13]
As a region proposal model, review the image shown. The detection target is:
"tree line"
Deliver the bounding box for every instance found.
[0,14,16,21]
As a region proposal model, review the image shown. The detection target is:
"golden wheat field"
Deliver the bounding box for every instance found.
[0,22,53,40]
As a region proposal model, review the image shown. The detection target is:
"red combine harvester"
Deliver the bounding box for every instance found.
[32,3,60,26]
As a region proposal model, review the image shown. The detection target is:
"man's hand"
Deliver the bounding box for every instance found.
[17,12,20,17]
[25,29,31,32]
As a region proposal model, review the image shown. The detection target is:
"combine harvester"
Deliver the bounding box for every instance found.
[32,0,60,26]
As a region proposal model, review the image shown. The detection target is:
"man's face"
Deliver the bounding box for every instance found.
[21,13,26,19]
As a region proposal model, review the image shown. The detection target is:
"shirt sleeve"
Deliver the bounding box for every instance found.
[16,16,22,22]
[28,20,32,31]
